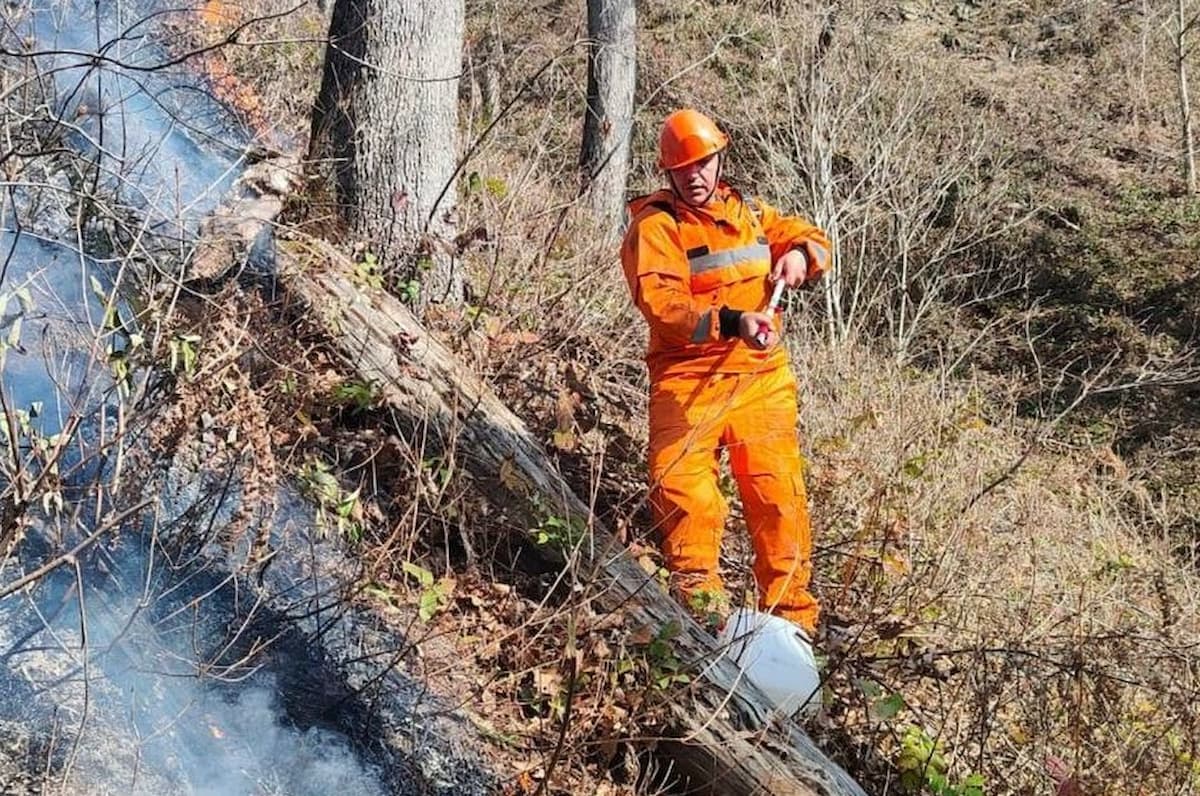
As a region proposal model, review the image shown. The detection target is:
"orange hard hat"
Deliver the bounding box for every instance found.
[658,109,729,170]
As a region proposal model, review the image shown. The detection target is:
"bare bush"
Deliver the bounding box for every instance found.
[726,2,1029,357]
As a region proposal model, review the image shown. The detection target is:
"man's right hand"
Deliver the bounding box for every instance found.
[739,311,777,350]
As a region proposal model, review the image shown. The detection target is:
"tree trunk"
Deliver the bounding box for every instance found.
[274,239,868,796]
[1177,0,1198,194]
[309,0,465,304]
[479,24,503,125]
[580,0,636,240]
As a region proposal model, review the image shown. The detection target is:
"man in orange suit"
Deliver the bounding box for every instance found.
[620,109,830,635]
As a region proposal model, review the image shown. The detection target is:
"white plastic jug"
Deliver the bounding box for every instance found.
[717,608,821,719]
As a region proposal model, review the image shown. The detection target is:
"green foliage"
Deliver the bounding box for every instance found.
[686,588,729,631]
[1093,543,1135,577]
[401,561,453,622]
[0,283,34,362]
[612,622,693,694]
[1113,185,1200,232]
[362,581,397,605]
[108,348,131,392]
[298,457,365,542]
[80,274,145,392]
[400,278,421,304]
[88,274,119,332]
[532,509,586,553]
[0,397,66,516]
[897,725,985,796]
[858,678,906,721]
[421,456,454,493]
[465,171,508,199]
[484,176,508,199]
[902,453,929,479]
[1166,727,1200,784]
[331,379,379,411]
[643,622,691,691]
[169,333,201,378]
[352,251,384,290]
[874,692,906,720]
[898,725,945,790]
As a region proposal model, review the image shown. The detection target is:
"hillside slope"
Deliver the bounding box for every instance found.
[189,1,1200,793]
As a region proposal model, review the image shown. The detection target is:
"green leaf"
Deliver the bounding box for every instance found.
[871,692,906,721]
[336,489,360,518]
[363,582,396,603]
[418,590,438,621]
[856,677,883,699]
[484,176,508,198]
[402,560,434,588]
[401,279,421,304]
[183,343,197,375]
[962,774,985,796]
[902,453,927,478]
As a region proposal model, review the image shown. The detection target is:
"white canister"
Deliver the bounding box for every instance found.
[716,608,821,718]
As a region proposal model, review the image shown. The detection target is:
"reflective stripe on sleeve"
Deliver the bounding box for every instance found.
[691,311,713,343]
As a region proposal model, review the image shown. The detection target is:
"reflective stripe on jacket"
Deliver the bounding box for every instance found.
[620,184,831,380]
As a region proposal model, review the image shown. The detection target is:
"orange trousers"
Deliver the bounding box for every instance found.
[647,365,819,633]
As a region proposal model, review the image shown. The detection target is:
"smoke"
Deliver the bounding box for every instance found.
[135,684,387,796]
[2,3,485,794]
[0,532,388,796]
[25,0,246,232]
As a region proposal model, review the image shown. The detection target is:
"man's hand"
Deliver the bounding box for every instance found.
[738,311,777,350]
[771,243,829,288]
[770,248,810,288]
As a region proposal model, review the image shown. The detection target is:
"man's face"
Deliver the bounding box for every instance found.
[668,153,720,207]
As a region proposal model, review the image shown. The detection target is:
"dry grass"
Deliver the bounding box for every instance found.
[790,336,1200,793]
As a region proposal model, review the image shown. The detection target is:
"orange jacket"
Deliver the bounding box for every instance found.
[620,184,830,380]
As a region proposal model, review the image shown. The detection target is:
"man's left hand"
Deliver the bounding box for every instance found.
[770,248,810,288]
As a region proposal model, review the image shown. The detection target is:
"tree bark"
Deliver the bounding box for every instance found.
[478,24,503,125]
[1178,0,1198,194]
[309,0,465,304]
[274,239,868,796]
[580,0,636,240]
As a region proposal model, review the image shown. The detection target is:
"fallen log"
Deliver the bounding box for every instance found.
[271,237,868,796]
